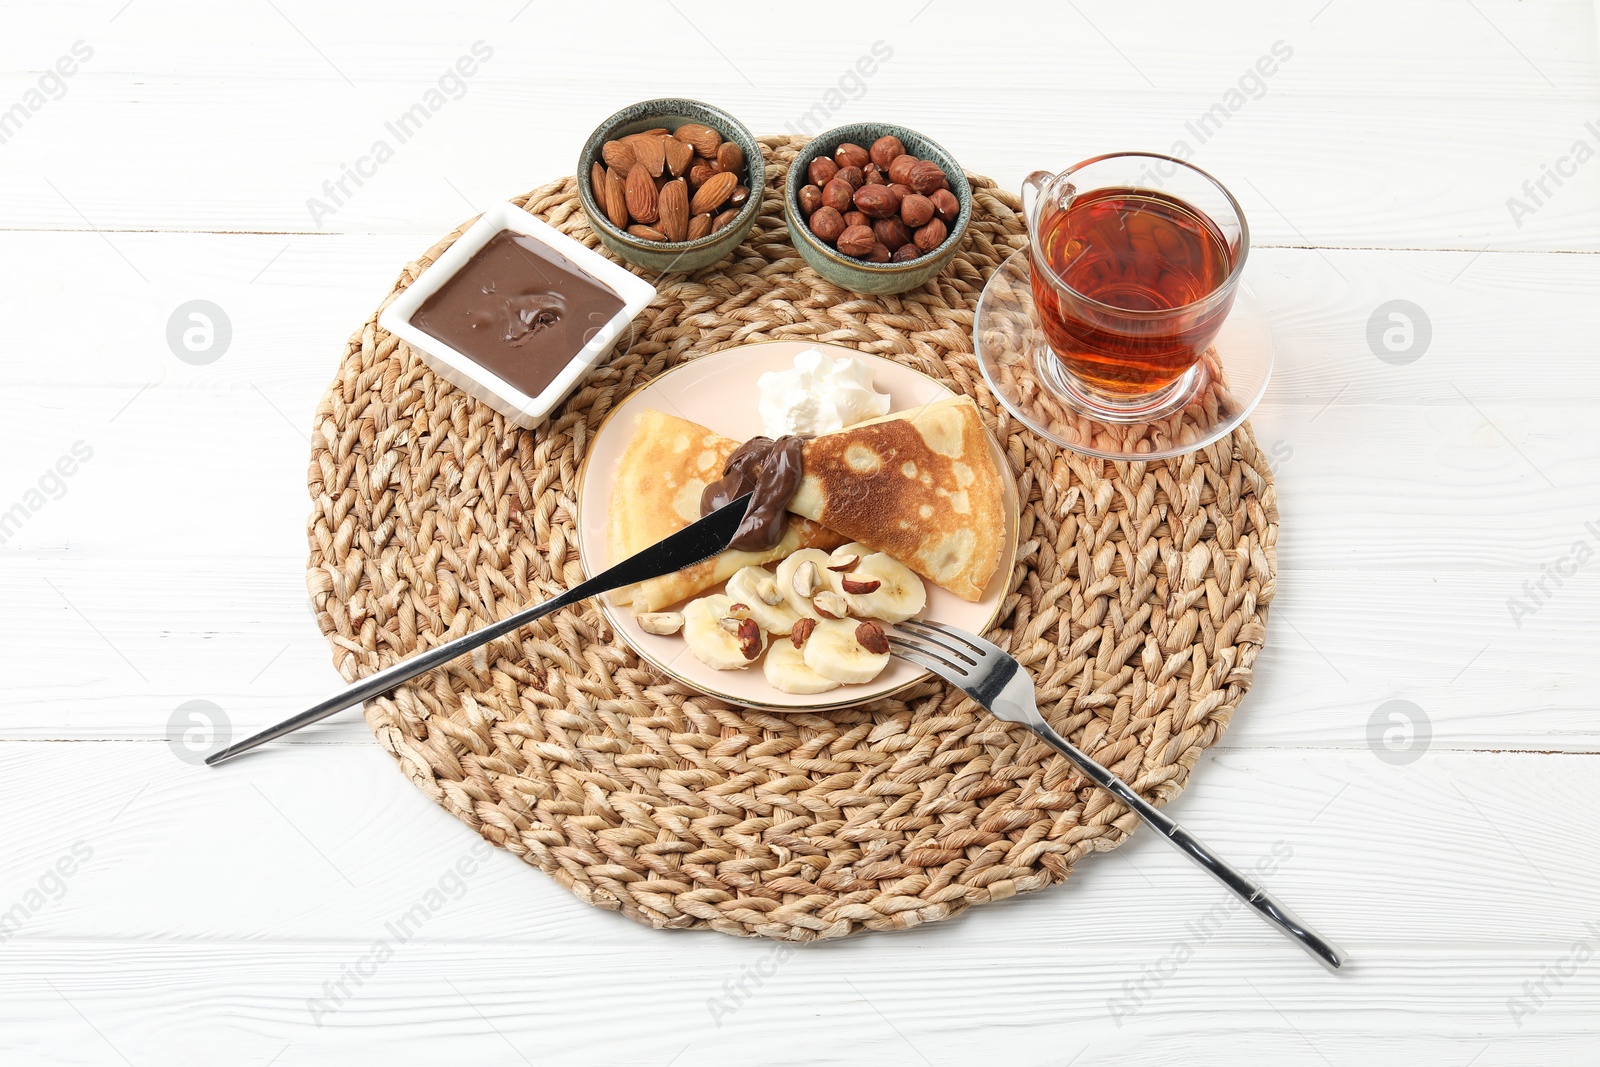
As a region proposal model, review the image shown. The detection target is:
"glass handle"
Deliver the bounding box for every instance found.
[1021,170,1055,232]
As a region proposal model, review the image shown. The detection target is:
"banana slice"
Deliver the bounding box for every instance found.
[774,548,834,621]
[683,594,767,670]
[725,566,799,635]
[802,618,891,684]
[829,549,926,623]
[763,638,841,695]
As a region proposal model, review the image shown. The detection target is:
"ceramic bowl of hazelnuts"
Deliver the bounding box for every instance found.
[577,98,764,274]
[784,122,971,295]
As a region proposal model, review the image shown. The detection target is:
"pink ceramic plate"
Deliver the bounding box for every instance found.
[575,341,1018,711]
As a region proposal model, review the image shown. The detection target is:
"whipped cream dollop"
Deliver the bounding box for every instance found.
[756,347,891,438]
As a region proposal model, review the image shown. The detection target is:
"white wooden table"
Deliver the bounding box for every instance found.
[4,2,1598,1063]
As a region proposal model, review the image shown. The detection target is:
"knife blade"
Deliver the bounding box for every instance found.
[206,491,754,766]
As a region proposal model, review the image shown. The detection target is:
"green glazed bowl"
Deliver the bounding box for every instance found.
[577,98,762,274]
[785,122,972,296]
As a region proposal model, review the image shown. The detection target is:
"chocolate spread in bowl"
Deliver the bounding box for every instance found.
[700,435,805,552]
[410,229,624,399]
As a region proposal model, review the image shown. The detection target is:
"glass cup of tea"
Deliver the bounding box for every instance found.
[1022,152,1249,421]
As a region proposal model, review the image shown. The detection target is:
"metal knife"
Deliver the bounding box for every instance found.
[206,491,755,766]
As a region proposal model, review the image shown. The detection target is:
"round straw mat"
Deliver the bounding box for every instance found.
[305,136,1277,941]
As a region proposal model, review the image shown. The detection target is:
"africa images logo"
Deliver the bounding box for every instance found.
[1504,518,1600,628]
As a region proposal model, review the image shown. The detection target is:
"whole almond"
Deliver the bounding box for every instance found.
[690,170,738,215]
[913,217,948,252]
[712,207,740,231]
[636,127,668,136]
[658,178,689,242]
[688,212,713,240]
[855,621,890,655]
[601,140,636,171]
[590,161,606,198]
[625,163,659,224]
[716,141,744,173]
[603,170,629,229]
[899,193,935,229]
[688,161,716,191]
[632,134,667,178]
[728,185,750,208]
[837,224,875,257]
[665,137,694,178]
[673,122,722,158]
[628,223,667,240]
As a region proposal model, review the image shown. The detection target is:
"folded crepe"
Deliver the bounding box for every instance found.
[607,410,845,613]
[607,395,1005,610]
[788,395,1005,601]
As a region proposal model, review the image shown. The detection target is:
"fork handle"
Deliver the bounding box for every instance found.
[1029,718,1346,971]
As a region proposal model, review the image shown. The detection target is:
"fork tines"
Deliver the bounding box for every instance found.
[887,619,996,686]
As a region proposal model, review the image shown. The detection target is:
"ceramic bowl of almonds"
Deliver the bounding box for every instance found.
[784,122,971,295]
[577,98,763,274]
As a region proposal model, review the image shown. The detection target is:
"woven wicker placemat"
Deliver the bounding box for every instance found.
[305,135,1277,940]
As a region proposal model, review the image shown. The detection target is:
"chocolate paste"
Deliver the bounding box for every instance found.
[701,435,805,552]
[411,230,623,398]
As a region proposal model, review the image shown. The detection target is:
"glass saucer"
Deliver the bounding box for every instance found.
[974,249,1274,461]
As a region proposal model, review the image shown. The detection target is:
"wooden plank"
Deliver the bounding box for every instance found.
[1,84,1592,251]
[0,1,1591,247]
[2,943,1595,1065]
[0,745,1594,950]
[1,0,1592,97]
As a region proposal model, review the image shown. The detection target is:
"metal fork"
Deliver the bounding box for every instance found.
[890,618,1346,971]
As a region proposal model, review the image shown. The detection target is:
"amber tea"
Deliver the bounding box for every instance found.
[1030,187,1236,398]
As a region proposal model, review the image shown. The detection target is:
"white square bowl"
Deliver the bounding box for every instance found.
[379,201,656,430]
